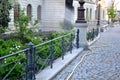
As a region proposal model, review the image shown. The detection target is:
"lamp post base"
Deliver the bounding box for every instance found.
[75,23,89,50]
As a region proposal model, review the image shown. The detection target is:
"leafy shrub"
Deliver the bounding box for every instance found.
[14,9,40,44]
[35,30,74,71]
[0,54,25,80]
[0,39,25,79]
[0,39,23,57]
[15,9,30,42]
[0,27,5,33]
[0,30,74,79]
[0,0,12,28]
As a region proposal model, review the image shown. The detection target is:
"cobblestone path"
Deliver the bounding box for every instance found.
[53,26,120,80]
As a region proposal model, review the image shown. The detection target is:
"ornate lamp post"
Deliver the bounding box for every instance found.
[75,0,88,49]
[97,0,101,25]
[76,0,86,23]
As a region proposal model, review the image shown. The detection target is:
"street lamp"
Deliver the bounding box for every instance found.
[75,0,88,49]
[97,0,101,25]
[76,0,86,23]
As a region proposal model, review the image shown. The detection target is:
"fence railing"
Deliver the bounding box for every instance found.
[0,30,80,80]
[0,48,29,80]
[0,27,99,80]
[87,28,99,41]
[87,21,99,41]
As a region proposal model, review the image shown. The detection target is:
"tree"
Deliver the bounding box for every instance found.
[0,0,12,28]
[107,7,116,23]
[107,0,118,26]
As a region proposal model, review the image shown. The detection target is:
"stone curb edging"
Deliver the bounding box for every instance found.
[36,48,83,80]
[88,34,101,46]
[36,34,101,80]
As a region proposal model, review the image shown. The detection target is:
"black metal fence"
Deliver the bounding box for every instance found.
[0,28,99,80]
[87,28,99,41]
[0,48,28,80]
[0,30,80,80]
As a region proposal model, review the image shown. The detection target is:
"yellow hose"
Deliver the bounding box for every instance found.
[66,42,109,80]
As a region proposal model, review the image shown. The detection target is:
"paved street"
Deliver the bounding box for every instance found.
[53,25,120,80]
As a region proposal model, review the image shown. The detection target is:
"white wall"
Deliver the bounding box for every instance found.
[40,0,65,31]
[84,3,96,21]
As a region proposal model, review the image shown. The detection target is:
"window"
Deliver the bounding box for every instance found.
[86,8,89,20]
[27,4,32,21]
[37,5,41,20]
[90,8,92,20]
[14,4,20,21]
[95,9,98,19]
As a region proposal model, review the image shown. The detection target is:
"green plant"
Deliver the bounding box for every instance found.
[0,39,23,57]
[15,9,40,43]
[0,27,5,33]
[0,30,74,79]
[0,39,25,79]
[0,54,25,80]
[15,9,30,41]
[107,7,116,23]
[0,0,12,28]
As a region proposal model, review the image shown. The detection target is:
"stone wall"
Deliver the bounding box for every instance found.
[40,0,65,31]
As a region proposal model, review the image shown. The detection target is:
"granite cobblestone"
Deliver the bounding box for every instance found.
[53,25,120,80]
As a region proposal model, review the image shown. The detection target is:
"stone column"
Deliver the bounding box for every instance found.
[75,0,88,49]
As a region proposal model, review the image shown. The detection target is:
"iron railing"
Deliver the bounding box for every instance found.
[87,28,99,41]
[87,20,99,41]
[0,30,79,80]
[0,27,99,80]
[0,48,28,80]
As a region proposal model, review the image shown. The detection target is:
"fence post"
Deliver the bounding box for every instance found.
[76,29,79,48]
[33,47,36,79]
[28,42,35,80]
[97,27,99,36]
[61,37,65,60]
[69,34,73,53]
[49,41,53,68]
[25,50,28,80]
[92,28,94,40]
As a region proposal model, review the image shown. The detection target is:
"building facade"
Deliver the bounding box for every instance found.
[73,0,108,22]
[73,0,97,22]
[9,0,108,31]
[9,0,42,30]
[9,0,74,31]
[95,0,108,20]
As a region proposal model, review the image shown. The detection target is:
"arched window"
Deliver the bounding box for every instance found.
[86,8,89,20]
[27,4,32,21]
[37,5,41,20]
[14,4,20,21]
[90,8,92,20]
[95,9,98,20]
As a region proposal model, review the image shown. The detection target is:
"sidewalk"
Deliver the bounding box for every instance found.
[36,28,100,80]
[53,25,120,80]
